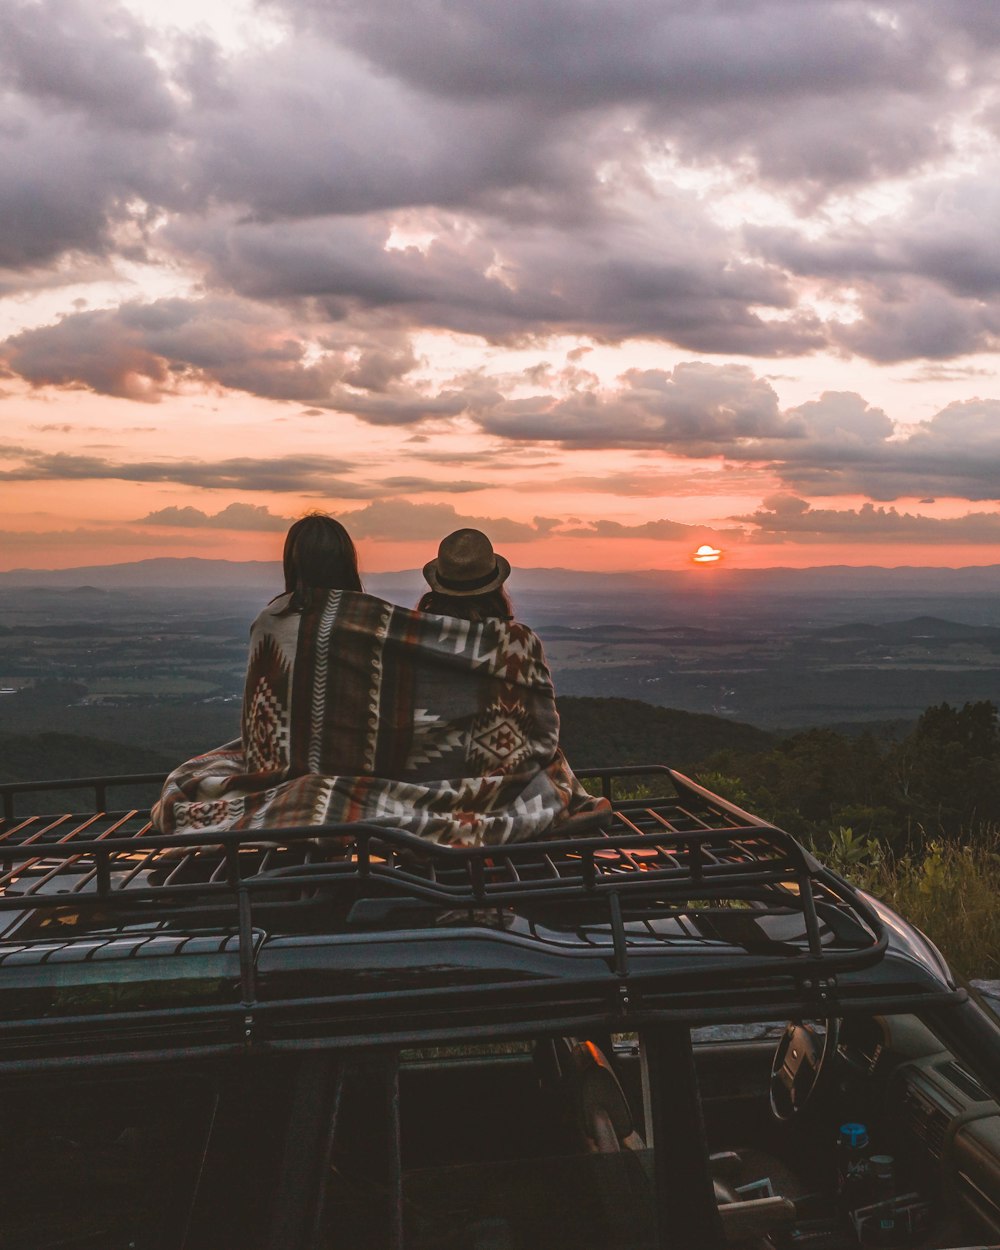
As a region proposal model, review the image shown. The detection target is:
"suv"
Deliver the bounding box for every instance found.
[1,764,999,1250]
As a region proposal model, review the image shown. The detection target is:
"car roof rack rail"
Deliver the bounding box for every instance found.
[0,764,887,996]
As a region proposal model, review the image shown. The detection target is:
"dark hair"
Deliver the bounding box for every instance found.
[280,514,362,610]
[417,587,513,622]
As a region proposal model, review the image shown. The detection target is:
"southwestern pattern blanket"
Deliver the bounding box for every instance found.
[152,590,608,845]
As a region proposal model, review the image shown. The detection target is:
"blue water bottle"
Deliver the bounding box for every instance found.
[836,1122,873,1215]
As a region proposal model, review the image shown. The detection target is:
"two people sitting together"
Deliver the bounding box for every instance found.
[153,515,607,846]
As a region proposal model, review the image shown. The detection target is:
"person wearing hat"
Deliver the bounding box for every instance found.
[418,528,514,621]
[414,526,605,833]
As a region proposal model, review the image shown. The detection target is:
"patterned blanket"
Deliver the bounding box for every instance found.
[152,590,609,845]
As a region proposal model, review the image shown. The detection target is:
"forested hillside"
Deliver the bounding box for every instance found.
[557,697,774,770]
[0,731,173,783]
[0,731,173,815]
[2,697,998,847]
[561,698,1000,848]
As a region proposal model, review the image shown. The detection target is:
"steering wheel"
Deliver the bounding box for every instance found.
[769,1019,840,1122]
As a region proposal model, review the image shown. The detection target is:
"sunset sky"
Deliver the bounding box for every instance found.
[2,0,1000,575]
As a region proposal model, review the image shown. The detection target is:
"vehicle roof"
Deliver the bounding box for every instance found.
[0,765,962,1069]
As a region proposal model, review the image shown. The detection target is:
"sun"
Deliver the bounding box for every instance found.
[692,544,723,564]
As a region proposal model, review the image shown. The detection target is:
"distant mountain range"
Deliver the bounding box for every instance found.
[2,555,1000,596]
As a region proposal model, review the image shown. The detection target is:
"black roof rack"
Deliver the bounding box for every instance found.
[0,766,886,987]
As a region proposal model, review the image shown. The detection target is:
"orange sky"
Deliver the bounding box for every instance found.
[2,361,1000,573]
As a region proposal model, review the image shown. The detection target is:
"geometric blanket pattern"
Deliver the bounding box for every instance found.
[152,590,609,846]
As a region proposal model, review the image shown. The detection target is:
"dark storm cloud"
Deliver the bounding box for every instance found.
[0,0,176,130]
[4,0,1000,374]
[479,363,796,450]
[0,0,177,269]
[1,298,347,401]
[739,494,1000,544]
[166,211,818,353]
[763,398,1000,501]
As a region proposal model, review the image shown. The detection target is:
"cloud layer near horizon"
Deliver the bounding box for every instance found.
[4,366,999,504]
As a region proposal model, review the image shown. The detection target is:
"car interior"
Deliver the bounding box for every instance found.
[3,1011,1000,1247]
[316,1010,1000,1250]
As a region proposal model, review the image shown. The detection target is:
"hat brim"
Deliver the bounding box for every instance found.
[422,553,512,596]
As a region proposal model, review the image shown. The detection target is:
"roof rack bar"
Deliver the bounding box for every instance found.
[238,884,256,1006]
[19,810,142,897]
[0,771,168,821]
[0,815,796,860]
[0,811,78,852]
[95,845,111,895]
[0,812,101,887]
[608,891,628,978]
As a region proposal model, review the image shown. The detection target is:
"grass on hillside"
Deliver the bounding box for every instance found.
[818,825,1000,982]
[587,777,1000,982]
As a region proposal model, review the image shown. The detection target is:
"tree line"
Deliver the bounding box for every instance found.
[2,694,999,846]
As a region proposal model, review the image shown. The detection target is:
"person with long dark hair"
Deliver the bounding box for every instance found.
[279,513,363,610]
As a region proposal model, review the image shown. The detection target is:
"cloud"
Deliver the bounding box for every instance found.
[272,0,960,193]
[0,0,175,130]
[0,297,483,420]
[9,344,999,505]
[560,517,740,541]
[748,168,1000,360]
[3,0,1000,399]
[0,525,214,553]
[739,494,1000,543]
[479,362,793,449]
[333,499,549,543]
[0,447,369,493]
[0,298,348,402]
[523,466,771,497]
[164,209,820,353]
[0,0,177,270]
[136,503,293,531]
[380,477,489,493]
[477,373,1000,503]
[761,397,1000,501]
[333,498,738,545]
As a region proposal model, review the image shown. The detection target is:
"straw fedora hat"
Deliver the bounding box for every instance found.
[422,529,512,596]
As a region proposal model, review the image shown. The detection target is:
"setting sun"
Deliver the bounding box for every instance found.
[692,544,723,564]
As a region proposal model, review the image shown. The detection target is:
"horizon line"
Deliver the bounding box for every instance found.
[3,555,1000,577]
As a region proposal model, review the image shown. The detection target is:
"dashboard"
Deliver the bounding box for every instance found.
[839,1013,1000,1242]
